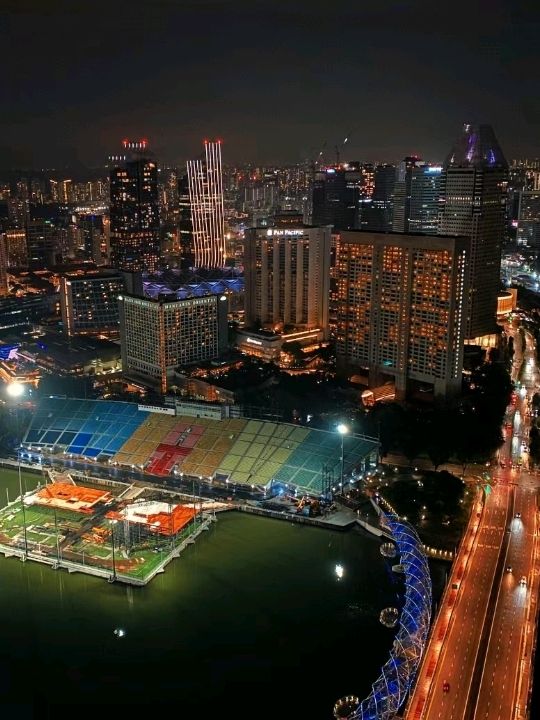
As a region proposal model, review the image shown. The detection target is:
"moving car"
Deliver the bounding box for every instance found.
[443,681,450,694]
[515,511,521,519]
[506,565,513,573]
[520,576,527,586]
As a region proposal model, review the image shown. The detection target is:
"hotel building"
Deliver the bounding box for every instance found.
[336,231,469,399]
[244,224,331,340]
[119,293,228,394]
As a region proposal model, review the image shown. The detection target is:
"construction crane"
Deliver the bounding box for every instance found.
[335,135,350,166]
[309,133,352,175]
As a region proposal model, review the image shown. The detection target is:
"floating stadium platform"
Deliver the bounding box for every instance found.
[22,398,379,494]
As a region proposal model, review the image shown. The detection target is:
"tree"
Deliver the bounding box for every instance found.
[399,409,425,465]
[282,341,304,363]
[529,427,540,468]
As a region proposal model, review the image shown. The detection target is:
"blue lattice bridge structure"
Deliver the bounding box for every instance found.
[349,512,432,720]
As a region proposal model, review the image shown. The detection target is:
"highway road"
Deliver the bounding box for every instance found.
[412,483,512,720]
[471,322,540,720]
[406,317,540,720]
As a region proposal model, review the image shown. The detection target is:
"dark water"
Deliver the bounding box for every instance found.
[0,468,451,720]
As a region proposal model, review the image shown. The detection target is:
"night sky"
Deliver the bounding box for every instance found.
[1,0,539,169]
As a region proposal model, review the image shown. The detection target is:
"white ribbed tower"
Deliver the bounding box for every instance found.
[187,140,226,268]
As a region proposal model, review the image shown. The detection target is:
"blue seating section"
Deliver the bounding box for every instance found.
[24,397,148,458]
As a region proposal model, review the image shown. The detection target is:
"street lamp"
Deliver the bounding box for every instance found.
[9,383,29,558]
[6,381,24,399]
[18,447,28,559]
[337,424,349,493]
[109,519,117,582]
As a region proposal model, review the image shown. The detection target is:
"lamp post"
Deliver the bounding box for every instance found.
[109,520,117,582]
[337,424,349,495]
[8,384,29,558]
[18,447,28,558]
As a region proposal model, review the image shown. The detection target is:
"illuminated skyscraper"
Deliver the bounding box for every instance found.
[178,173,194,268]
[187,140,226,268]
[307,166,361,231]
[517,191,540,248]
[392,156,421,232]
[438,124,508,342]
[26,219,58,270]
[109,140,160,273]
[408,164,442,234]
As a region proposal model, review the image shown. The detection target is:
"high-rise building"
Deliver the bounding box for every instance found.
[60,270,126,338]
[178,173,194,269]
[517,191,540,248]
[244,223,331,339]
[336,231,468,399]
[4,229,27,268]
[408,165,442,234]
[109,139,160,273]
[392,156,421,232]
[79,214,105,264]
[307,167,361,231]
[362,164,395,231]
[438,124,508,343]
[119,293,228,393]
[26,219,58,270]
[186,140,226,268]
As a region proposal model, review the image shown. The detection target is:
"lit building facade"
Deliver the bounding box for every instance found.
[438,124,508,342]
[517,191,540,248]
[26,219,58,270]
[497,288,517,318]
[4,229,27,267]
[307,167,361,231]
[119,293,228,393]
[408,164,442,234]
[109,140,160,272]
[336,231,469,399]
[178,173,194,268]
[60,270,125,338]
[362,164,396,231]
[392,156,421,232]
[244,224,331,339]
[187,140,226,268]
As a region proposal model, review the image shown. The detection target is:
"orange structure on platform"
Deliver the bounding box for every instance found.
[32,483,112,514]
[106,502,197,536]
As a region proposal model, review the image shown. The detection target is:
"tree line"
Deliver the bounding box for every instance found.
[364,362,512,470]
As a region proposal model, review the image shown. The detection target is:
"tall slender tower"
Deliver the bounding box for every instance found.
[109,139,160,273]
[438,124,508,342]
[186,140,226,268]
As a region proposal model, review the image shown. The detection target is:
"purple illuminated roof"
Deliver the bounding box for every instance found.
[444,123,507,170]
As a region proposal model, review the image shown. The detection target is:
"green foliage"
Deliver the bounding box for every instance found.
[366,361,510,468]
[529,426,540,467]
[37,374,94,400]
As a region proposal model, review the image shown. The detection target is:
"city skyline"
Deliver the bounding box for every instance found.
[1,1,539,169]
